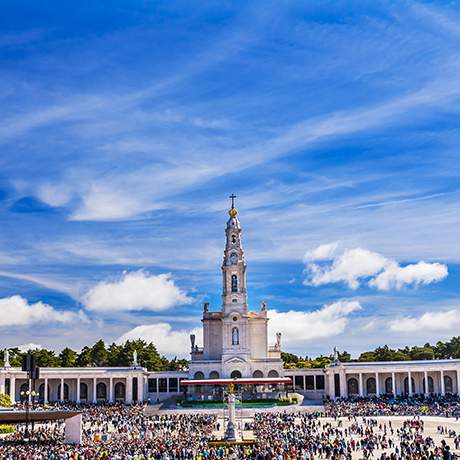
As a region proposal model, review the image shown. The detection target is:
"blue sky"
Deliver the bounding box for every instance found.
[1,0,460,358]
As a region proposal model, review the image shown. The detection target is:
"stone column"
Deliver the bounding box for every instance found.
[76,378,80,403]
[375,372,380,396]
[440,370,445,396]
[138,376,144,402]
[109,378,114,403]
[392,372,396,395]
[303,375,306,391]
[92,377,97,403]
[0,374,5,394]
[327,372,335,399]
[359,373,364,397]
[126,377,133,404]
[457,369,460,395]
[424,371,428,395]
[44,377,48,403]
[10,376,15,403]
[60,378,64,401]
[339,370,347,398]
[408,371,413,396]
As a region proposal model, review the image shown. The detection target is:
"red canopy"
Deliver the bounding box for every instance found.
[180,377,292,386]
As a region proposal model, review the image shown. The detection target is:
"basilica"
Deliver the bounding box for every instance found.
[1,200,460,404]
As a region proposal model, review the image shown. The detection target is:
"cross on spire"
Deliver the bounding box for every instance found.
[229,193,236,209]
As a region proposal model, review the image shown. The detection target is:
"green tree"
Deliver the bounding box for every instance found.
[77,346,92,367]
[0,393,12,407]
[33,349,60,367]
[90,340,108,366]
[59,347,78,367]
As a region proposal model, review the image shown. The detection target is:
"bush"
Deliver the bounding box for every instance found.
[0,425,15,434]
[0,393,12,407]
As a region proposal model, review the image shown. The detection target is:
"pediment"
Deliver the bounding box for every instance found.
[224,356,247,364]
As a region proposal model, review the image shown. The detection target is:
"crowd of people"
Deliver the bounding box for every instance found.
[324,395,460,419]
[0,396,458,459]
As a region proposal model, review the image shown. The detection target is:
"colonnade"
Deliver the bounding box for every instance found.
[332,368,460,398]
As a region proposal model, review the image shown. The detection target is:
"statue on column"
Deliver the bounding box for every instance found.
[261,301,266,312]
[203,302,209,313]
[132,350,138,368]
[333,346,340,364]
[3,349,10,368]
[275,332,282,350]
[190,334,196,352]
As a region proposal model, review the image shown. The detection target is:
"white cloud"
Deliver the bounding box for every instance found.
[83,271,192,312]
[389,309,460,333]
[268,300,361,345]
[304,244,448,290]
[16,343,42,352]
[0,295,87,327]
[71,184,148,221]
[116,323,201,358]
[369,261,448,290]
[304,242,338,262]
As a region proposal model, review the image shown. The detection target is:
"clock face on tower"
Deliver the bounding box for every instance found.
[230,253,238,265]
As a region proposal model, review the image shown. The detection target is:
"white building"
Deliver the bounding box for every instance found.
[188,202,284,381]
[1,201,460,403]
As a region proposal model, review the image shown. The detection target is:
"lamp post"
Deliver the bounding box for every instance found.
[19,388,37,440]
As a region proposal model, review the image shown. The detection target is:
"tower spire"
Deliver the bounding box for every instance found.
[222,195,247,313]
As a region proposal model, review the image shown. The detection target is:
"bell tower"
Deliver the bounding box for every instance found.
[222,194,247,314]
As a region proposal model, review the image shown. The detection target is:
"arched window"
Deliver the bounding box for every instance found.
[444,375,453,393]
[231,275,238,293]
[194,371,205,380]
[385,377,393,394]
[366,377,376,395]
[268,370,279,377]
[96,382,107,401]
[80,382,88,401]
[19,383,29,401]
[423,376,434,394]
[231,370,242,379]
[115,382,125,401]
[253,370,263,378]
[232,327,239,345]
[38,383,50,402]
[209,371,220,379]
[347,378,359,395]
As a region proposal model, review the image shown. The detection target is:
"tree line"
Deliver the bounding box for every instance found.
[282,336,460,369]
[0,339,188,372]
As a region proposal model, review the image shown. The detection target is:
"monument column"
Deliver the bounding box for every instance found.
[60,378,64,401]
[375,372,380,396]
[359,373,364,397]
[392,372,396,395]
[424,371,428,395]
[440,370,445,395]
[408,371,413,396]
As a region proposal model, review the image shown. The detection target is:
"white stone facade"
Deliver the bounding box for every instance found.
[188,204,284,380]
